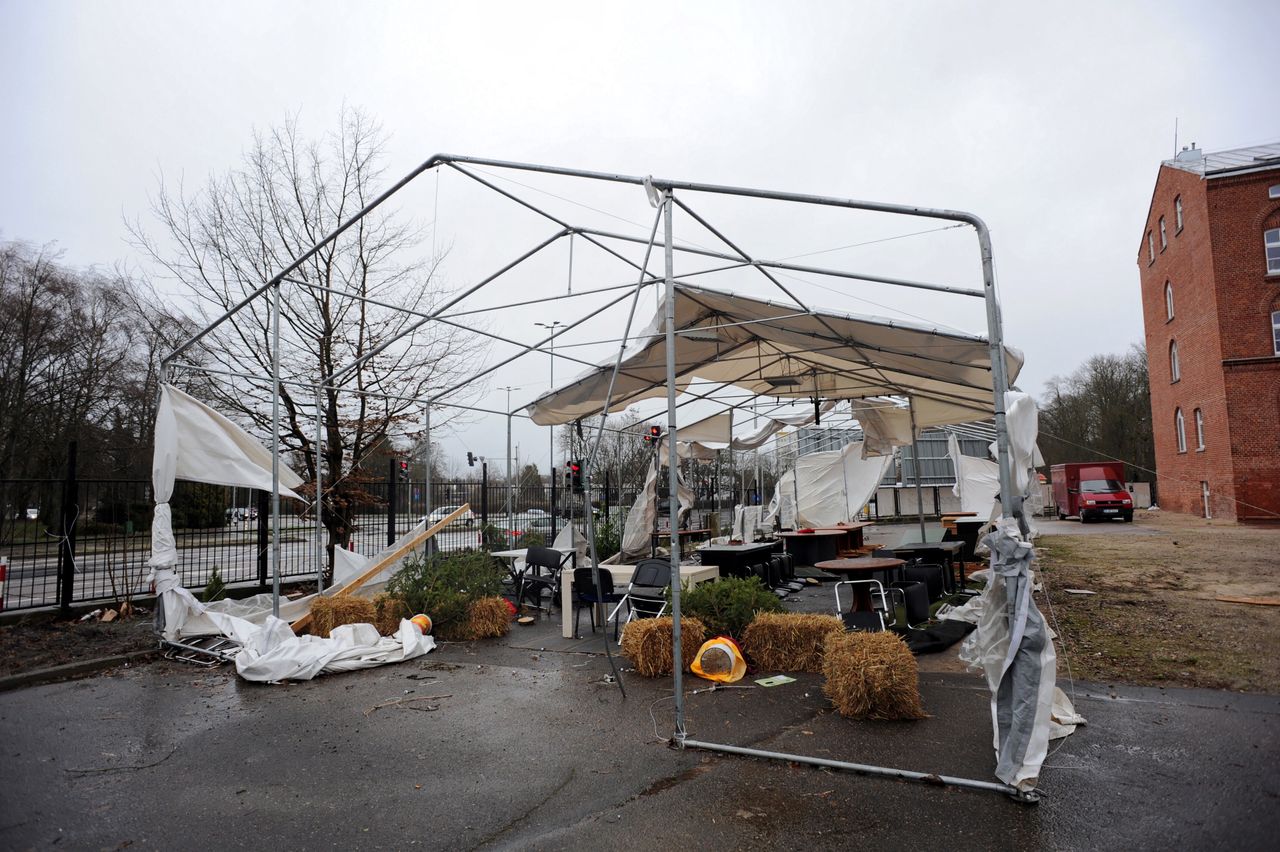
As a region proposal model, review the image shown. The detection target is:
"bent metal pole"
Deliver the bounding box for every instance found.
[663,190,686,741]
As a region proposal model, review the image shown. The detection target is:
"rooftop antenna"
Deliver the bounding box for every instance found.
[1173,117,1179,157]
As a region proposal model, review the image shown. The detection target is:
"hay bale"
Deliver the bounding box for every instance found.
[821,630,926,720]
[371,593,410,636]
[310,596,376,638]
[620,617,708,677]
[741,612,843,673]
[460,596,512,640]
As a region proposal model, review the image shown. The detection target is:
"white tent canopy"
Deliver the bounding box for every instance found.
[765,441,891,528]
[526,283,1023,430]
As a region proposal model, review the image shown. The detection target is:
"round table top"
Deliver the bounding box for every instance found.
[779,529,847,538]
[815,557,905,573]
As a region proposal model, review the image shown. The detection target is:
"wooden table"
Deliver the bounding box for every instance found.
[558,562,719,639]
[778,530,848,566]
[815,557,905,611]
[888,540,966,594]
[810,521,876,552]
[697,542,777,578]
[650,528,711,556]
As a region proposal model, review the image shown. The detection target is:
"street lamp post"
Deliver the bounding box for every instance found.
[534,321,565,517]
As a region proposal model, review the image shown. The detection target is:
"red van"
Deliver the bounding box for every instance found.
[1050,462,1134,522]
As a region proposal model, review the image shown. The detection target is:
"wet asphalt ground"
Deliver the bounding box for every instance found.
[2,623,1277,851]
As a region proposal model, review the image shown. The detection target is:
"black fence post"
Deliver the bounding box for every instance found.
[56,440,78,614]
[604,470,610,522]
[933,486,940,517]
[480,461,489,530]
[256,489,269,587]
[387,458,398,546]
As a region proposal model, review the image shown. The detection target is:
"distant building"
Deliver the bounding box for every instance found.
[1137,141,1280,521]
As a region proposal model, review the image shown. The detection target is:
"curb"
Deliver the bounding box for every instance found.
[0,648,161,693]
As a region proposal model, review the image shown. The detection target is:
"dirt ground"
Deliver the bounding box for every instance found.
[1036,510,1280,693]
[0,613,157,677]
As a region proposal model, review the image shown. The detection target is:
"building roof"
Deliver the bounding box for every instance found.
[1164,141,1280,179]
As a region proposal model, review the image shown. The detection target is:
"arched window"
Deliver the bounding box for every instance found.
[1194,408,1205,450]
[1159,216,1167,250]
[1165,281,1174,320]
[1272,310,1280,356]
[1169,340,1180,383]
[1175,195,1183,232]
[1175,408,1186,453]
[1268,228,1280,275]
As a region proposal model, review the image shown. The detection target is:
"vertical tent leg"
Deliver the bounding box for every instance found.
[314,383,324,595]
[662,190,686,741]
[908,397,927,542]
[270,281,282,618]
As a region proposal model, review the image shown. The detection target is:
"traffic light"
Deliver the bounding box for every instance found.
[643,424,662,445]
[399,459,409,481]
[467,451,475,467]
[568,459,583,494]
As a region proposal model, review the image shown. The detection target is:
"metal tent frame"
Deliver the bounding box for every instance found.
[160,154,1033,801]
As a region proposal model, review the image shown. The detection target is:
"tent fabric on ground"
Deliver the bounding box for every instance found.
[958,521,1059,791]
[764,441,891,528]
[525,284,1024,429]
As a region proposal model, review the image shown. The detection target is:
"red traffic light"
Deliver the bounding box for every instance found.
[399,460,409,471]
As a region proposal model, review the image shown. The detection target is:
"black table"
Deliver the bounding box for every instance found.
[778,530,847,566]
[952,518,988,564]
[697,542,777,579]
[888,540,966,594]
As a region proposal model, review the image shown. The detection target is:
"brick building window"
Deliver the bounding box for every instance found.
[1147,231,1155,263]
[1169,340,1180,383]
[1194,408,1205,450]
[1159,216,1167,250]
[1273,310,1280,356]
[1165,281,1174,320]
[1175,408,1186,453]
[1266,228,1280,275]
[1175,195,1183,232]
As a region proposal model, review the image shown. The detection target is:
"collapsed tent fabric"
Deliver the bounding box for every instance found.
[958,522,1058,791]
[526,284,1023,430]
[618,462,695,560]
[765,441,890,528]
[149,383,305,569]
[850,401,916,458]
[947,433,1000,517]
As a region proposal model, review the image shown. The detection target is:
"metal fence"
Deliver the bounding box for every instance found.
[1,443,969,613]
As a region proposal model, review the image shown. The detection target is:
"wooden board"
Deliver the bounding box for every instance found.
[291,503,471,634]
[1214,595,1280,607]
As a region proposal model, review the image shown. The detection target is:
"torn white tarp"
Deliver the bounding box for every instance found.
[957,521,1059,791]
[850,401,915,458]
[618,462,696,560]
[149,384,304,569]
[947,433,1000,517]
[765,441,890,528]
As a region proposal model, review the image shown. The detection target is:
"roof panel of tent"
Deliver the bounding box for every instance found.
[527,283,1023,427]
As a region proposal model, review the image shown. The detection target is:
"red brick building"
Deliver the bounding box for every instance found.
[1137,141,1280,522]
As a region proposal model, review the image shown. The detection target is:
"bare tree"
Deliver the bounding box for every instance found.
[1039,344,1154,480]
[132,109,486,572]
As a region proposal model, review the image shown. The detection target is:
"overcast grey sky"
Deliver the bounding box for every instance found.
[2,0,1275,474]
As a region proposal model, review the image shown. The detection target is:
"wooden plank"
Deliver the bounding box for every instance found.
[1214,595,1280,607]
[291,503,471,634]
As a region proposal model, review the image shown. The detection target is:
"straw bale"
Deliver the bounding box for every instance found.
[310,596,376,638]
[371,593,411,636]
[821,630,926,720]
[741,613,843,673]
[458,596,513,640]
[620,617,708,678]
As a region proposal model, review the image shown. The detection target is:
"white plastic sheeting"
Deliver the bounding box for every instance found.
[525,284,1023,429]
[947,433,1000,518]
[764,442,891,528]
[149,384,304,569]
[618,462,695,560]
[850,402,915,458]
[957,522,1059,791]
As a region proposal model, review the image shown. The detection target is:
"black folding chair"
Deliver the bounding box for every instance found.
[573,567,625,640]
[519,546,571,612]
[834,578,894,632]
[610,558,672,627]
